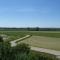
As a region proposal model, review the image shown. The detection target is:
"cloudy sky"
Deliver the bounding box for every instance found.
[0,0,60,28]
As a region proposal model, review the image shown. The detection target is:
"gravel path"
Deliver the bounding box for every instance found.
[31,46,60,59]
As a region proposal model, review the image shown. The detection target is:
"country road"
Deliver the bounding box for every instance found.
[10,35,60,59]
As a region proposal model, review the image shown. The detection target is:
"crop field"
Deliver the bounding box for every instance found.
[0,31,60,51]
[1,31,60,37]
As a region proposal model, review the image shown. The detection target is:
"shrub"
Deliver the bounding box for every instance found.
[0,36,3,42]
[0,42,15,60]
[0,43,58,60]
[15,43,30,54]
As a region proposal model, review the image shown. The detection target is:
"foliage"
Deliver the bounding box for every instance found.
[0,42,58,60]
[0,43,30,60]
[14,43,30,54]
[0,36,3,42]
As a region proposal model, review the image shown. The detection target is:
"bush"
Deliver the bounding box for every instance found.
[0,43,58,60]
[0,43,15,60]
[15,43,30,54]
[0,36,3,42]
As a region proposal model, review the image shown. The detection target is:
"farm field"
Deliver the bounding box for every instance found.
[0,31,60,40]
[0,31,60,38]
[19,36,60,51]
[0,31,60,51]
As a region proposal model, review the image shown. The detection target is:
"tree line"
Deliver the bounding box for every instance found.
[0,27,60,31]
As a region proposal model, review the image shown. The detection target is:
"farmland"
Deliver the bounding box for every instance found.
[0,31,60,51]
[0,31,60,38]
[20,36,60,51]
[0,31,60,60]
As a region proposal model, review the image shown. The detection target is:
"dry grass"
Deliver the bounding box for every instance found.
[19,36,60,51]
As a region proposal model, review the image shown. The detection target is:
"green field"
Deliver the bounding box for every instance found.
[0,31,26,42]
[24,31,60,38]
[0,31,60,38]
[0,31,60,51]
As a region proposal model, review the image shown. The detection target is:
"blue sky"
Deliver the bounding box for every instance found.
[0,0,60,28]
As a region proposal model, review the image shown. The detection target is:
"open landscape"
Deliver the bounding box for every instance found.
[0,31,60,51]
[1,30,60,60]
[0,0,60,60]
[0,30,60,60]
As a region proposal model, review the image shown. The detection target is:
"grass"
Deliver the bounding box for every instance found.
[0,31,60,38]
[0,42,58,60]
[0,31,60,50]
[23,31,60,38]
[20,36,60,51]
[0,31,26,42]
[30,51,58,60]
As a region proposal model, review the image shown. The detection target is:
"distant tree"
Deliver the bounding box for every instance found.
[27,27,30,31]
[35,27,39,31]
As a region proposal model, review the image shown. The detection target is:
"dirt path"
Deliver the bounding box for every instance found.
[10,35,30,47]
[31,46,60,59]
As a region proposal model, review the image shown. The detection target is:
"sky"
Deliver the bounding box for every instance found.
[0,0,60,28]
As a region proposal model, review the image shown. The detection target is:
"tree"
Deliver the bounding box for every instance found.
[35,27,39,31]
